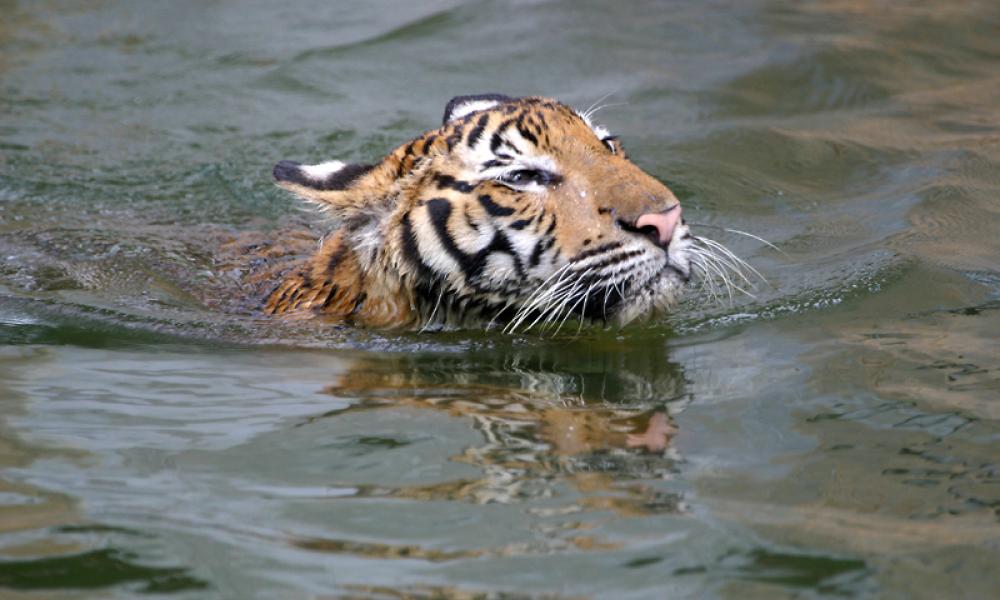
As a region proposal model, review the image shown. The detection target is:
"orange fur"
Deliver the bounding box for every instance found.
[260,96,690,330]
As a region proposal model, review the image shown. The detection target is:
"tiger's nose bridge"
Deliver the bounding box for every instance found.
[635,204,683,244]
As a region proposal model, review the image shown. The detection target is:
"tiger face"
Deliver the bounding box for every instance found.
[266,94,695,330]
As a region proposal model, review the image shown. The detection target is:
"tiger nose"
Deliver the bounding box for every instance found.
[635,205,682,245]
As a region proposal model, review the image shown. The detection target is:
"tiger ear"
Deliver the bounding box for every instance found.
[442,93,515,125]
[273,160,374,193]
[272,159,380,217]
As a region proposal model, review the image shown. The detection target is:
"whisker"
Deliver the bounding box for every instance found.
[534,270,583,324]
[575,281,598,335]
[486,297,518,331]
[585,101,629,119]
[518,263,571,310]
[552,279,595,337]
[690,244,757,290]
[517,268,589,333]
[686,222,786,256]
[690,250,735,303]
[689,255,723,304]
[535,284,577,332]
[543,270,594,333]
[581,91,617,120]
[503,264,572,333]
[694,236,767,284]
[419,286,447,332]
[693,235,762,276]
[722,228,786,256]
[689,248,757,302]
[602,283,614,321]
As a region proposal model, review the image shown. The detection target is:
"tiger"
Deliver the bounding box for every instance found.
[264,94,704,331]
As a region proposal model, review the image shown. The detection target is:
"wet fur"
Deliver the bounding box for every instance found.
[263,95,695,330]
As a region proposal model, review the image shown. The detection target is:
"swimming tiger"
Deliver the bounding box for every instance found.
[264,94,739,331]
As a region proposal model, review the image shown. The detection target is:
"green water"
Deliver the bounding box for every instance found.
[2,1,999,598]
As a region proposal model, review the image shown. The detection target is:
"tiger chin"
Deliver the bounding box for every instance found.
[263,94,697,332]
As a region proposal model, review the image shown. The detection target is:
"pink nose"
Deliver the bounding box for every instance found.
[635,205,682,245]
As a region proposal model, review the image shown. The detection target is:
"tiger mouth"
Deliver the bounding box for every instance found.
[498,250,690,332]
[662,259,691,283]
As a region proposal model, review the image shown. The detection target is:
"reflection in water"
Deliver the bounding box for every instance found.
[0,548,207,594]
[0,338,703,596]
[0,350,80,560]
[0,350,212,594]
[306,338,687,515]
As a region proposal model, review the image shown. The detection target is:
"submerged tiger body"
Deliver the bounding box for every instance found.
[264,94,701,331]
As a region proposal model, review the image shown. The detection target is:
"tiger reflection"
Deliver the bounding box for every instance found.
[303,340,688,516]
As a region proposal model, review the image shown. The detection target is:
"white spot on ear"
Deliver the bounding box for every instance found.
[447,100,500,122]
[300,160,346,181]
[575,110,612,141]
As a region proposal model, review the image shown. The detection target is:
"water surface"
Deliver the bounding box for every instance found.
[2,1,999,597]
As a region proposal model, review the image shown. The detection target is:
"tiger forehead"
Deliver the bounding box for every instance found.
[438,99,597,153]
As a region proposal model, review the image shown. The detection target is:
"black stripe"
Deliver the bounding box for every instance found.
[320,285,340,309]
[350,291,367,315]
[434,173,476,193]
[445,123,466,152]
[397,141,417,177]
[509,219,531,230]
[580,249,645,273]
[572,240,624,262]
[421,134,438,154]
[427,198,524,283]
[467,113,490,147]
[516,114,538,146]
[400,213,436,281]
[395,160,405,178]
[427,199,475,281]
[544,214,557,235]
[529,238,546,267]
[478,194,515,217]
[274,286,291,305]
[487,230,525,277]
[489,118,516,154]
[541,236,557,253]
[327,244,347,271]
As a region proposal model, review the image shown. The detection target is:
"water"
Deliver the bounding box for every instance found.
[2,1,999,597]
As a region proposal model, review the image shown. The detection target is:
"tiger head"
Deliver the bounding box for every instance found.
[266,94,695,331]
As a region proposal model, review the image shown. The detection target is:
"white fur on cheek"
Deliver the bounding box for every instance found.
[300,161,346,181]
[667,222,692,277]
